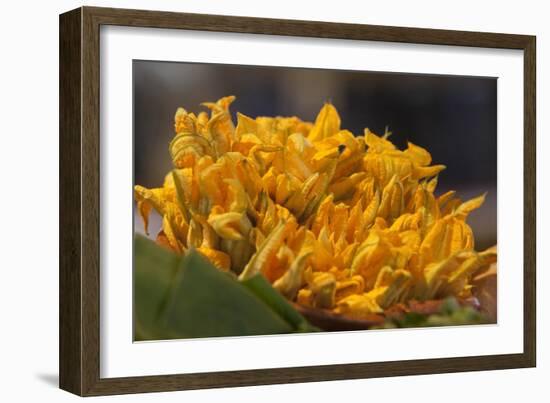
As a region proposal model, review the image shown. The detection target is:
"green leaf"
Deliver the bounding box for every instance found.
[133,235,180,341]
[242,275,319,333]
[375,297,488,329]
[134,235,316,340]
[159,250,294,339]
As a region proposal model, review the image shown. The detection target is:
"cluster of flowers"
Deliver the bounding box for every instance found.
[135,96,496,318]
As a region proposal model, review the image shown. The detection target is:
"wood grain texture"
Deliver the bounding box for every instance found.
[85,6,531,49]
[80,6,102,396]
[59,6,537,396]
[523,37,536,367]
[59,8,82,396]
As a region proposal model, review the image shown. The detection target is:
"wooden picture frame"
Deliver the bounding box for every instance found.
[59,6,536,396]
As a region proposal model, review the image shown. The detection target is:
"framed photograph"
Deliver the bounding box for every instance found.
[59,6,536,396]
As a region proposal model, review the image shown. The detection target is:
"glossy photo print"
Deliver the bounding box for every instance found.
[133,61,497,341]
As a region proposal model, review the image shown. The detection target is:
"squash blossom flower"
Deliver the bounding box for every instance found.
[135,96,497,318]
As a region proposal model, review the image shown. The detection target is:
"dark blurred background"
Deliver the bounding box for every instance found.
[133,60,497,249]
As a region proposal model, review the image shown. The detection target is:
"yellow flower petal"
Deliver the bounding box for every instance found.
[335,294,383,317]
[308,103,341,142]
[134,96,495,317]
[197,247,231,271]
[207,212,251,241]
